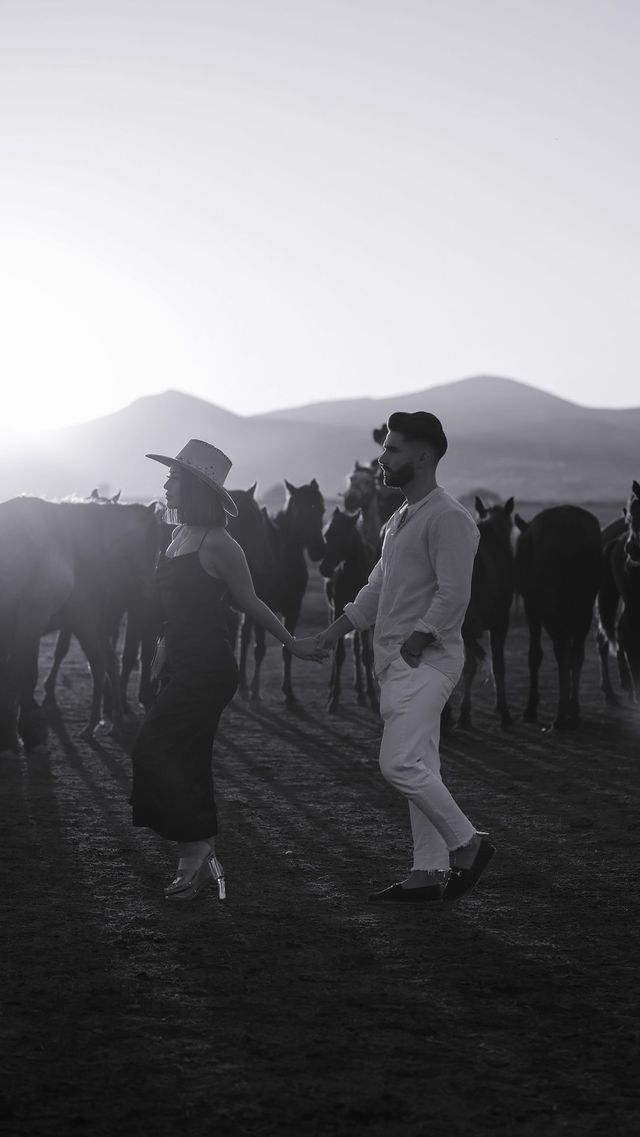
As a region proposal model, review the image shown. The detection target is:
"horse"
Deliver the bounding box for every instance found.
[458,496,515,729]
[42,497,164,718]
[514,505,602,730]
[319,507,378,714]
[343,462,385,555]
[0,497,162,755]
[596,480,640,704]
[227,484,280,700]
[268,478,326,703]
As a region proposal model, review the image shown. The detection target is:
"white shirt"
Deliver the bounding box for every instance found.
[344,486,479,683]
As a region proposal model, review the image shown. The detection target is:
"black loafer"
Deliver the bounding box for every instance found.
[368,882,444,905]
[443,836,496,902]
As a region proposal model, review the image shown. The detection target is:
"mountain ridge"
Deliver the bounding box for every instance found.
[1,376,637,503]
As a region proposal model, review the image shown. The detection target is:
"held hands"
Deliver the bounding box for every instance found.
[291,635,331,663]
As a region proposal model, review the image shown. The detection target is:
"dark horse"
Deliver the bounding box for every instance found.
[269,479,326,702]
[515,505,602,730]
[597,480,640,704]
[319,507,378,714]
[0,497,162,755]
[458,496,515,729]
[228,479,325,702]
[43,494,166,717]
[227,484,279,700]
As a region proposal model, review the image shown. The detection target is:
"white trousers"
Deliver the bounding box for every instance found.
[378,658,476,871]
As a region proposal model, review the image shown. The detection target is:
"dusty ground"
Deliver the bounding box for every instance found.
[1,565,639,1137]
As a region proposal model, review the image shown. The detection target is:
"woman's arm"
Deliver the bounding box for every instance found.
[200,531,322,659]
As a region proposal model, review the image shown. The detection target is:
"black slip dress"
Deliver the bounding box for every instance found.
[130,543,239,841]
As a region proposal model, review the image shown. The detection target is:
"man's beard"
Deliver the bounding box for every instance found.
[381,461,415,488]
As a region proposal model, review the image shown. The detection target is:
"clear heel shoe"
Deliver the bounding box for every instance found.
[164,851,226,902]
[206,854,226,901]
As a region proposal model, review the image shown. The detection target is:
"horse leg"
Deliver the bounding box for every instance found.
[282,607,301,703]
[457,643,478,730]
[352,632,367,705]
[596,564,621,705]
[596,626,619,706]
[523,604,543,723]
[238,615,252,698]
[490,616,512,728]
[17,635,48,754]
[568,634,586,727]
[361,629,379,712]
[119,610,141,715]
[250,623,267,702]
[43,626,72,706]
[328,635,346,715]
[73,616,123,740]
[619,613,640,703]
[551,632,572,731]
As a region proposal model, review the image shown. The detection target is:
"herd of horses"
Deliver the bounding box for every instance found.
[0,427,638,758]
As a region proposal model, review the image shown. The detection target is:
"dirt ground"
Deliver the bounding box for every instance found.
[1,566,639,1137]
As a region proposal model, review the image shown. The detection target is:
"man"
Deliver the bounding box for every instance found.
[317,411,495,905]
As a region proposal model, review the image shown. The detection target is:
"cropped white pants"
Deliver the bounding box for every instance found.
[378,657,475,871]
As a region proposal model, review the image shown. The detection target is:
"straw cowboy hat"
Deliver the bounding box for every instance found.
[146,439,239,517]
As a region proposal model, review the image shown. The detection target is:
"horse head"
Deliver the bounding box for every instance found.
[476,496,515,546]
[343,462,378,513]
[284,478,326,561]
[228,484,277,578]
[319,507,361,578]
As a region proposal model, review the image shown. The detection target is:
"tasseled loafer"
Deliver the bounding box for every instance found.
[368,882,444,905]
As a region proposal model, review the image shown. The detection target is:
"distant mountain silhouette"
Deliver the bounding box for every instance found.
[1,377,637,503]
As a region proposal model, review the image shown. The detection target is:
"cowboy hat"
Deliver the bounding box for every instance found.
[146,439,239,516]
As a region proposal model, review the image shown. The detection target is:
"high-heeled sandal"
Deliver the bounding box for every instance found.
[164,853,226,902]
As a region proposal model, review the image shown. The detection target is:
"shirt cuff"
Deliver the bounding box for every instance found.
[414,620,442,644]
[344,601,373,632]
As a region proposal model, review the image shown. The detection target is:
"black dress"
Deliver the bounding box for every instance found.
[130,551,239,841]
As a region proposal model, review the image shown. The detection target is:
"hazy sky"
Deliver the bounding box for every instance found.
[1,0,638,436]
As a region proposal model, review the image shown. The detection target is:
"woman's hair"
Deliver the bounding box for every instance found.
[170,467,228,528]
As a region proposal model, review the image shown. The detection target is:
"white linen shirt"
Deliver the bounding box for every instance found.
[343,486,479,683]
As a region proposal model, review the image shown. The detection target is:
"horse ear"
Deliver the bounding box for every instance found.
[284,479,296,494]
[310,478,319,489]
[111,490,121,504]
[514,513,529,533]
[248,482,257,499]
[632,480,640,499]
[504,497,514,516]
[475,496,487,518]
[90,488,99,499]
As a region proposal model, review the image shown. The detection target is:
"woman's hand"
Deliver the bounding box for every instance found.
[291,636,329,662]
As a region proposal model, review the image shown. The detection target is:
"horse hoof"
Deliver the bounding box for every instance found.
[43,692,57,708]
[523,710,538,724]
[327,700,340,715]
[356,694,367,707]
[500,715,514,729]
[238,687,250,701]
[249,691,262,703]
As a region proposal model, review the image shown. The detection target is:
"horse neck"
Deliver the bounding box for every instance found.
[275,509,305,555]
[358,496,382,552]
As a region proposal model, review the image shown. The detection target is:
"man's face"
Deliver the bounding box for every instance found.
[378,431,419,487]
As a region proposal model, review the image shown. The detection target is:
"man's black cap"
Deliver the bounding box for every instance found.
[387,411,448,459]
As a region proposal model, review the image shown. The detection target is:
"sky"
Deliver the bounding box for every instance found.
[1,0,638,438]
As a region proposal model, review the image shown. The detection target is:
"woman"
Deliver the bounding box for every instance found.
[130,439,324,902]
